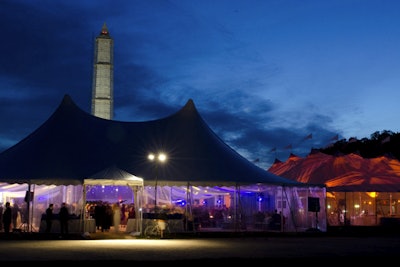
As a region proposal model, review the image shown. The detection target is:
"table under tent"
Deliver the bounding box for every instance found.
[0,166,145,234]
[0,95,327,235]
[140,182,326,234]
[0,177,326,235]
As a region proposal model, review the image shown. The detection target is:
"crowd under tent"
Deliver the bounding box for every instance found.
[268,151,400,227]
[0,95,327,234]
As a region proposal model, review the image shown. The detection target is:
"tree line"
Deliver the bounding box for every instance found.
[318,130,400,160]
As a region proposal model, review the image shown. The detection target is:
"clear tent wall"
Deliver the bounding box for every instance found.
[0,183,83,233]
[141,184,327,232]
[327,191,400,226]
[0,183,326,233]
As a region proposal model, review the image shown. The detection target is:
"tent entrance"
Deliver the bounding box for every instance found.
[83,166,145,235]
[83,184,143,234]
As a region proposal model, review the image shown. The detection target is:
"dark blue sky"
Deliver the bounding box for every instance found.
[1,0,400,169]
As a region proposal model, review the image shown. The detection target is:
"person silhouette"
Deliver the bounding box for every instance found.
[59,202,70,237]
[2,202,12,234]
[45,204,54,233]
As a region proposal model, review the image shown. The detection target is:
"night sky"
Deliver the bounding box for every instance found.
[1,0,400,169]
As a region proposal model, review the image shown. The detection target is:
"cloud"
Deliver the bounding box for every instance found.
[1,0,399,170]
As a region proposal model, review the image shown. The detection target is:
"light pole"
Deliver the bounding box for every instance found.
[148,152,167,215]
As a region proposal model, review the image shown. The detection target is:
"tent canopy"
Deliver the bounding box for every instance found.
[0,95,306,187]
[268,151,400,192]
[84,165,144,186]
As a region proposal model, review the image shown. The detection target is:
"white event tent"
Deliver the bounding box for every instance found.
[0,95,326,234]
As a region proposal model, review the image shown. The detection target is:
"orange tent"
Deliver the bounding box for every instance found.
[268,151,400,192]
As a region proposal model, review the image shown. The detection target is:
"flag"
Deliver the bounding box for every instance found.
[284,144,292,150]
[330,134,339,141]
[270,147,276,152]
[381,136,391,144]
[303,133,312,140]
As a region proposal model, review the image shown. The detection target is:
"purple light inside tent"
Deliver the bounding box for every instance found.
[174,199,186,206]
[86,185,134,203]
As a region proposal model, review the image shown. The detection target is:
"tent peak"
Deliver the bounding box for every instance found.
[183,98,195,109]
[176,98,199,115]
[273,158,282,164]
[62,94,73,103]
[56,94,84,115]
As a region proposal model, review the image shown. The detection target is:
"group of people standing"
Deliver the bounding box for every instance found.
[1,202,25,233]
[1,201,71,235]
[87,201,136,233]
[3,200,137,235]
[44,202,70,236]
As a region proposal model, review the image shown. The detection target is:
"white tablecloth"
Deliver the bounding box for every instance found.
[39,219,96,233]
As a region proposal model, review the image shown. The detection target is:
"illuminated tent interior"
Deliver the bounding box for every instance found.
[0,95,326,234]
[268,151,400,226]
[84,165,144,206]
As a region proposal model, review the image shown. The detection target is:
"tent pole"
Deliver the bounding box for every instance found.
[234,183,240,231]
[23,182,35,233]
[190,184,195,232]
[154,165,158,215]
[344,192,347,226]
[82,183,86,234]
[374,195,378,225]
[140,185,144,235]
[27,182,31,232]
[235,183,241,231]
[234,184,237,231]
[133,185,143,235]
[186,182,195,232]
[31,184,36,232]
[185,183,189,232]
